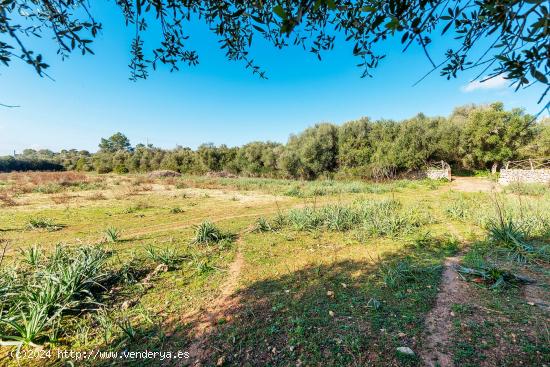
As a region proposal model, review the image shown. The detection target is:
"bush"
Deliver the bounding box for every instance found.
[113,164,129,174]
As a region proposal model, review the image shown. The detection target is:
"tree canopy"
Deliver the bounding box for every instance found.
[3,103,547,177]
[98,132,132,153]
[0,1,548,107]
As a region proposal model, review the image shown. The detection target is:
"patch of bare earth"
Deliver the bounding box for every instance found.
[420,254,469,367]
[180,240,245,366]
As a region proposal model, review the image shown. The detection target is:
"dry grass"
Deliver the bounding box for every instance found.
[0,192,17,207]
[88,192,107,201]
[51,194,74,205]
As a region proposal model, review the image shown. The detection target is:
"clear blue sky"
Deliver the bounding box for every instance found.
[0,2,546,155]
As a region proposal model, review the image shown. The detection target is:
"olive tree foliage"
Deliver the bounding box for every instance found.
[237,141,283,177]
[521,117,550,158]
[2,103,547,175]
[338,118,372,176]
[458,102,535,170]
[0,1,548,106]
[285,123,339,179]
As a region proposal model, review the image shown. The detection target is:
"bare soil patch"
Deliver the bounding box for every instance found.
[420,254,469,367]
[181,240,245,366]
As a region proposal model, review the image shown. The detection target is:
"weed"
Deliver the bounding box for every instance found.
[504,182,549,196]
[169,207,184,214]
[487,203,548,263]
[51,194,72,205]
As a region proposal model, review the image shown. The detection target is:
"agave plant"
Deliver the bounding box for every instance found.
[253,217,272,232]
[145,246,185,269]
[104,227,121,243]
[0,245,110,346]
[26,217,63,232]
[20,245,42,267]
[192,221,234,244]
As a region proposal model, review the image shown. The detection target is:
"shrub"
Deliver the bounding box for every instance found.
[170,207,184,214]
[113,164,129,174]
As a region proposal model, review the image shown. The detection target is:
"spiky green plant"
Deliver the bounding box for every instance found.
[378,259,416,288]
[26,217,63,232]
[321,205,359,231]
[192,221,234,244]
[456,265,532,289]
[145,246,185,269]
[486,201,548,263]
[20,245,42,267]
[253,217,272,232]
[104,227,121,243]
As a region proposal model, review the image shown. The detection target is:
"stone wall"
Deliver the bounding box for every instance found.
[498,169,550,185]
[426,168,452,181]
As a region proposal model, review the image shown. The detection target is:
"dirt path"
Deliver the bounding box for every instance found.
[450,177,498,193]
[420,254,467,367]
[184,238,245,366]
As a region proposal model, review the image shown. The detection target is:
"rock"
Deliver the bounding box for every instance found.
[396,347,415,356]
[326,290,335,298]
[328,310,335,317]
[216,356,225,366]
[121,298,137,310]
[397,332,406,338]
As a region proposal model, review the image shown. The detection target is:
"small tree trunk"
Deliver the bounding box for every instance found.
[491,162,499,174]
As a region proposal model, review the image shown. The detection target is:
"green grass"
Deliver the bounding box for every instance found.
[0,173,548,366]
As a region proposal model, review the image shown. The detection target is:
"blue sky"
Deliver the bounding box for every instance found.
[0,3,546,155]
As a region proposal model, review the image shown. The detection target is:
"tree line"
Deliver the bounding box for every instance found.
[2,103,549,179]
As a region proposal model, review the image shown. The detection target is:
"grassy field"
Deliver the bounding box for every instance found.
[0,172,548,366]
